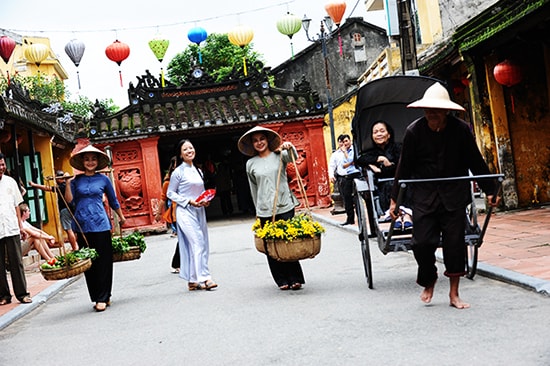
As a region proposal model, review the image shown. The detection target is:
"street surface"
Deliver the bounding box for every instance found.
[1,216,549,365]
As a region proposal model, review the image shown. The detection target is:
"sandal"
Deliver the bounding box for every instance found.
[188,282,205,291]
[94,302,107,312]
[204,280,218,290]
[19,296,32,304]
[0,299,11,306]
[279,284,290,291]
[290,283,302,290]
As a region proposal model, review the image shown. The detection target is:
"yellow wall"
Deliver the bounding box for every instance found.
[323,95,357,164]
[0,35,68,81]
[415,0,442,44]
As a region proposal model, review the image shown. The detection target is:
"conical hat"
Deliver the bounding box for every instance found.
[238,126,282,156]
[69,145,110,171]
[407,82,465,111]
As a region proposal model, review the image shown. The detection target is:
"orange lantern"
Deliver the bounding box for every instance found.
[325,1,347,56]
[105,40,130,87]
[493,59,522,87]
[324,1,346,26]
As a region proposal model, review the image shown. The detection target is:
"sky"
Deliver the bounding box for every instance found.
[1,0,386,107]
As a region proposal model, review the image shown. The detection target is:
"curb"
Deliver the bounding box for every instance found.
[0,275,80,331]
[312,212,550,296]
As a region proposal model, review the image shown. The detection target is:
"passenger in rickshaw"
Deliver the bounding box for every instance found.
[356,121,412,229]
[389,82,500,309]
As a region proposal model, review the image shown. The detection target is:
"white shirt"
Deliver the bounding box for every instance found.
[0,174,24,239]
[330,149,348,177]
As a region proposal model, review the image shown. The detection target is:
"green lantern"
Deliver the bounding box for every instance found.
[148,36,170,87]
[276,12,302,59]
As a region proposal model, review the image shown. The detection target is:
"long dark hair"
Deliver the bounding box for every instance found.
[175,139,192,166]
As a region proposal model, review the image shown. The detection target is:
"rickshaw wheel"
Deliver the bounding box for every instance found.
[355,190,373,288]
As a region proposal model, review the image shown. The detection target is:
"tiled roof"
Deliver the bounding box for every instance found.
[80,64,325,142]
[0,82,76,143]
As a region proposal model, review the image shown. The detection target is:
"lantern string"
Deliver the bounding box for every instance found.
[6,1,296,35]
[338,29,343,57]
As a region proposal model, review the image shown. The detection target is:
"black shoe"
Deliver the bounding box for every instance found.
[340,221,354,226]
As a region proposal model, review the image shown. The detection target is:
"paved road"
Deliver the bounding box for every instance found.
[1,216,549,365]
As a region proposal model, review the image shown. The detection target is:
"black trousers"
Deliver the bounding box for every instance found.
[0,235,29,302]
[412,201,467,287]
[259,209,305,287]
[338,174,359,224]
[78,231,113,303]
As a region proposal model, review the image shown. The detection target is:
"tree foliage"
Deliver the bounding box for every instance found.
[0,74,119,118]
[166,33,264,85]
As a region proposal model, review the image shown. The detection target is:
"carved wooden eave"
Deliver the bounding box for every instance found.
[81,65,325,142]
[453,0,550,54]
[0,82,76,144]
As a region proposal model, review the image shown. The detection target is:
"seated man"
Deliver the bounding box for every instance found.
[19,203,56,262]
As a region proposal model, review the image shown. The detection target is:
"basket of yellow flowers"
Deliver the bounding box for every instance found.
[252,213,324,262]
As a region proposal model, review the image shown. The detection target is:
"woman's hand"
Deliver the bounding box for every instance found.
[377,156,392,167]
[280,141,293,150]
[369,164,381,173]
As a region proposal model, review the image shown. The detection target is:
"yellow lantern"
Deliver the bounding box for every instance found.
[25,42,49,67]
[228,25,254,76]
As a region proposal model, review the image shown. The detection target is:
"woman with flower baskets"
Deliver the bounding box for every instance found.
[238,126,305,291]
[65,145,126,312]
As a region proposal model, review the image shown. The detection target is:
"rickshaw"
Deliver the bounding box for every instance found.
[350,75,503,289]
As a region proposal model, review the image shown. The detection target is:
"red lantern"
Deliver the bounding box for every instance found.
[0,36,16,64]
[105,40,130,87]
[0,36,16,84]
[493,59,522,87]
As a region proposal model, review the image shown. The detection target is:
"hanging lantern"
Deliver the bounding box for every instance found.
[325,1,347,56]
[25,42,49,67]
[493,59,522,114]
[276,12,302,59]
[228,25,254,76]
[148,35,170,87]
[493,59,522,87]
[65,39,86,89]
[0,36,16,84]
[105,40,130,87]
[187,27,208,64]
[0,36,16,64]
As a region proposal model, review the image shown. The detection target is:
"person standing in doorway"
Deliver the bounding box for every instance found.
[0,153,32,305]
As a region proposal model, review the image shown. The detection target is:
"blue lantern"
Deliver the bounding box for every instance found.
[187,27,208,64]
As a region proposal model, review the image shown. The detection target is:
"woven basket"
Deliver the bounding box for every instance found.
[113,246,142,262]
[40,258,92,281]
[254,235,321,262]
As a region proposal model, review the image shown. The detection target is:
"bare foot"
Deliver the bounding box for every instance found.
[420,284,435,303]
[450,296,470,309]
